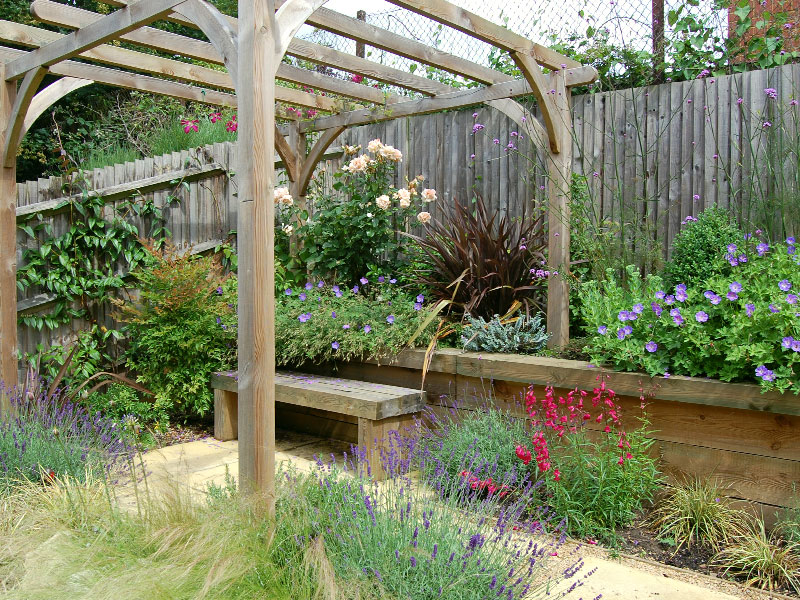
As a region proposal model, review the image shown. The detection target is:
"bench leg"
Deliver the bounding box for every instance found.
[214,389,238,441]
[358,413,418,481]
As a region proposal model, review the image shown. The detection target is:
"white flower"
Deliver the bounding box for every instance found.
[399,198,411,208]
[367,138,383,153]
[282,224,293,235]
[274,187,293,205]
[394,188,411,202]
[343,144,362,155]
[366,212,374,218]
[343,155,371,173]
[417,211,431,225]
[421,188,437,202]
[375,195,391,210]
[378,145,403,162]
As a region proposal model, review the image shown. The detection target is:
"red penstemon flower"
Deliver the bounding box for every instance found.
[517,375,633,483]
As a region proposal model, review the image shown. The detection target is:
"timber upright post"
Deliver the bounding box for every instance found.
[544,70,572,349]
[0,64,18,412]
[237,0,279,509]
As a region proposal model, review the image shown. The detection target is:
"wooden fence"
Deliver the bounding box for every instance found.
[14,62,800,361]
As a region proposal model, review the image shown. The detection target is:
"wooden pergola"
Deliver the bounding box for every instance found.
[0,0,596,506]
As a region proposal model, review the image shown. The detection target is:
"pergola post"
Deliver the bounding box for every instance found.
[0,63,18,408]
[236,0,279,504]
[544,71,572,349]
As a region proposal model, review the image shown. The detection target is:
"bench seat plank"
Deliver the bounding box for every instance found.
[211,370,425,421]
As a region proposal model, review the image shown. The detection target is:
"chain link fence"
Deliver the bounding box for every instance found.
[300,0,729,74]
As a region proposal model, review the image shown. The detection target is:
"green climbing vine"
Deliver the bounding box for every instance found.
[16,154,185,383]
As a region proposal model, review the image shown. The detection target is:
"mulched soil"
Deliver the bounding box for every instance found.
[150,419,213,448]
[615,519,716,574]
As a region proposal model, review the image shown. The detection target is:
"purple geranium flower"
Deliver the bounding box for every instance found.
[386,315,395,324]
[782,336,794,349]
[618,310,630,322]
[793,341,800,352]
[788,236,796,245]
[318,281,325,288]
[298,293,307,301]
[364,324,372,333]
[779,279,792,292]
[665,295,676,305]
[352,285,359,294]
[360,277,369,286]
[389,278,397,284]
[695,311,709,323]
[632,303,645,314]
[331,341,340,350]
[709,294,722,305]
[727,243,737,254]
[757,242,769,256]
[755,365,776,382]
[738,254,748,264]
[298,313,311,323]
[769,304,780,313]
[655,291,666,300]
[331,311,337,318]
[726,291,739,301]
[598,325,608,335]
[651,302,662,317]
[645,341,658,353]
[787,294,798,304]
[305,282,313,291]
[414,302,422,311]
[416,294,425,303]
[729,282,742,293]
[789,245,797,255]
[343,324,350,329]
[745,303,755,317]
[378,276,385,283]
[616,328,627,340]
[285,288,293,296]
[216,286,223,295]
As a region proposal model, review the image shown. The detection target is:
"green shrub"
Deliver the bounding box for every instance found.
[118,245,237,418]
[577,236,800,393]
[663,206,744,287]
[275,277,436,366]
[776,489,800,545]
[418,405,534,487]
[649,478,746,551]
[86,383,170,427]
[280,140,433,285]
[461,312,548,354]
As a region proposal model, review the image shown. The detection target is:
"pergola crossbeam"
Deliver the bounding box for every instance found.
[385,0,581,71]
[3,0,187,80]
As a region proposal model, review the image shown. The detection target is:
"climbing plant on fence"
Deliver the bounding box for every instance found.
[16,158,183,383]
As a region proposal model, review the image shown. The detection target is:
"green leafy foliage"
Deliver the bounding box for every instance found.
[663,206,744,287]
[461,312,548,354]
[117,246,237,418]
[86,383,170,428]
[405,195,546,320]
[275,278,435,367]
[281,141,433,285]
[418,405,534,486]
[17,165,177,386]
[578,238,800,393]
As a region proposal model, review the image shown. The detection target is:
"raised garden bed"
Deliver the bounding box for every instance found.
[305,348,800,518]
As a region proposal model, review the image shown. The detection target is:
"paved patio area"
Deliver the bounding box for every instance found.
[132,434,786,600]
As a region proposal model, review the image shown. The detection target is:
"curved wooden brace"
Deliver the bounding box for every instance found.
[274,125,298,182]
[486,99,549,153]
[297,125,345,196]
[2,67,47,168]
[23,77,93,139]
[173,0,239,90]
[275,0,330,56]
[511,52,561,154]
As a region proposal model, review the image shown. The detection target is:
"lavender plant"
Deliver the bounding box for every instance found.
[578,234,800,393]
[0,382,135,492]
[274,438,589,600]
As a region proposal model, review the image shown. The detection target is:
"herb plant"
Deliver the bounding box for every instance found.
[461,312,548,354]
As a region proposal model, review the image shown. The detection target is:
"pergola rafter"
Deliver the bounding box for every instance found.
[0,0,597,510]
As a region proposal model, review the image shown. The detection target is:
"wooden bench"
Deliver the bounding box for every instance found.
[210,370,426,479]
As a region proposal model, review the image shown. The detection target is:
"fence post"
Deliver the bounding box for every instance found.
[652,0,665,83]
[356,10,366,58]
[0,64,18,410]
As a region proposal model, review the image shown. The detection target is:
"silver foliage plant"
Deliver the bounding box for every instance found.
[461,312,549,354]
